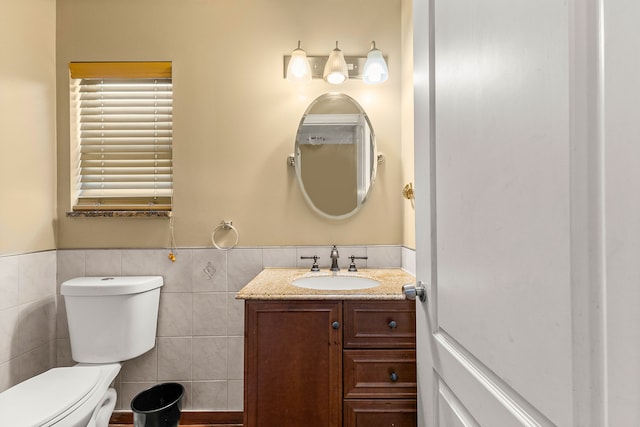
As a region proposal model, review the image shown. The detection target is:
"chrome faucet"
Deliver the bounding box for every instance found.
[329,245,340,272]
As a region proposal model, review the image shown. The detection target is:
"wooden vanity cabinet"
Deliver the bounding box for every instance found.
[244,299,416,427]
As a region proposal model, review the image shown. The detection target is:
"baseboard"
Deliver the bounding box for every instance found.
[110,410,243,425]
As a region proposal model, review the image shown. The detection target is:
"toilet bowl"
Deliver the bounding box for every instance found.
[0,363,120,427]
[0,276,163,427]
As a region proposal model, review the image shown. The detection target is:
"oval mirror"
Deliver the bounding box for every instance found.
[294,93,377,220]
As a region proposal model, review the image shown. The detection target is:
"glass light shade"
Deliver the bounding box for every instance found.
[323,42,349,84]
[363,43,388,84]
[287,42,312,83]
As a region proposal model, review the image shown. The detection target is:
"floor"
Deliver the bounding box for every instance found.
[108,410,243,426]
[109,424,242,427]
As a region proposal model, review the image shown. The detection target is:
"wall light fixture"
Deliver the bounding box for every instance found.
[363,41,389,84]
[284,40,388,85]
[286,41,312,83]
[323,41,349,84]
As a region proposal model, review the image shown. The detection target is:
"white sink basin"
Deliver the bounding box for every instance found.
[292,275,380,291]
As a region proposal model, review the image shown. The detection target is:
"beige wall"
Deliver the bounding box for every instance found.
[0,0,57,255]
[401,0,416,250]
[56,0,405,249]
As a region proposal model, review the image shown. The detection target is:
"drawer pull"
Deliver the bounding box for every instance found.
[390,371,398,382]
[332,321,340,329]
[388,320,397,329]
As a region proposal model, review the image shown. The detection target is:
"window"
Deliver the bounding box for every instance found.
[69,62,173,212]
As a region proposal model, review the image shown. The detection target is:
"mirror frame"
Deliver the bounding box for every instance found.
[294,93,378,220]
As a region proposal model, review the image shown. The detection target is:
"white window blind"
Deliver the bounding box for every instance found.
[69,62,173,211]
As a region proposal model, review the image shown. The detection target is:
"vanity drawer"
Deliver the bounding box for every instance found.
[344,300,416,349]
[344,399,417,427]
[343,350,417,399]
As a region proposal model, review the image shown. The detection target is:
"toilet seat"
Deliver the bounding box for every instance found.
[0,365,102,426]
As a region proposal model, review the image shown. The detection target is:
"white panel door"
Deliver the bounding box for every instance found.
[409,0,626,425]
[603,1,640,425]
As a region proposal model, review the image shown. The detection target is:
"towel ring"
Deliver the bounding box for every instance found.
[211,220,239,250]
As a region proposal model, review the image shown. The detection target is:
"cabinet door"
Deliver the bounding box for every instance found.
[244,300,342,427]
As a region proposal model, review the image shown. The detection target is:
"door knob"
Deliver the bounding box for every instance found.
[403,281,427,302]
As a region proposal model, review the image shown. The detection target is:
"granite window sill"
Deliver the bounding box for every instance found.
[66,211,172,218]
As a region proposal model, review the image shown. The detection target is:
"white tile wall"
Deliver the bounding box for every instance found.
[227,293,244,337]
[227,379,244,411]
[56,250,85,292]
[18,298,56,354]
[402,246,416,276]
[122,249,158,276]
[192,336,227,380]
[0,307,20,363]
[85,249,122,277]
[158,249,193,293]
[192,293,228,336]
[227,249,262,292]
[192,249,227,292]
[0,251,57,393]
[119,345,157,382]
[0,257,19,310]
[262,247,297,268]
[192,380,227,410]
[227,337,244,379]
[157,336,192,381]
[157,293,193,337]
[366,245,403,268]
[19,251,56,304]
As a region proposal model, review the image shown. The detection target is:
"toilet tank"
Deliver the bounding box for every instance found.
[61,276,163,363]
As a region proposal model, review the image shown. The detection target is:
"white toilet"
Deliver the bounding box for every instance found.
[0,276,163,427]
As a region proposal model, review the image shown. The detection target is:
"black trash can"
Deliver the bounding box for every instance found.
[131,382,184,427]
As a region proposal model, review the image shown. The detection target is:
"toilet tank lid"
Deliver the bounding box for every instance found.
[61,276,164,296]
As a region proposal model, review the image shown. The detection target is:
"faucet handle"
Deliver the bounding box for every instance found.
[300,255,320,272]
[347,255,368,272]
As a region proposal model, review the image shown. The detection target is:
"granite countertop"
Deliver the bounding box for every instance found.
[236,268,416,301]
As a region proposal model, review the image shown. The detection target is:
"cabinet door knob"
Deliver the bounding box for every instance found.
[390,371,398,382]
[331,321,340,329]
[388,320,397,329]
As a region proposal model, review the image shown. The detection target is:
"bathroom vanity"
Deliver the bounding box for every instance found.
[237,268,417,427]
